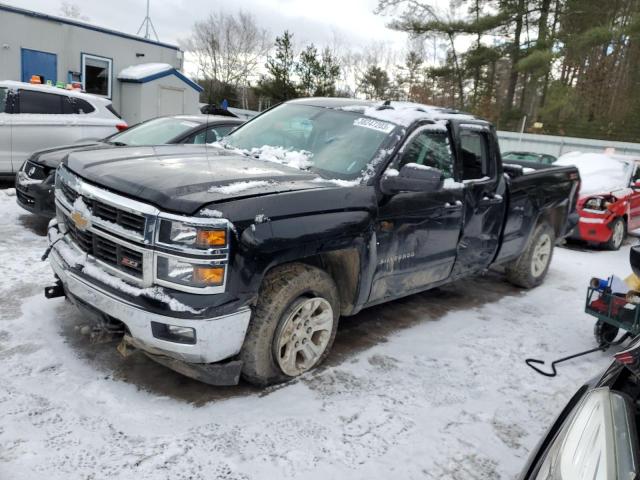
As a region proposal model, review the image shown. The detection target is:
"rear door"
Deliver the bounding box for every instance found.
[369,125,464,302]
[450,124,507,276]
[0,87,11,173]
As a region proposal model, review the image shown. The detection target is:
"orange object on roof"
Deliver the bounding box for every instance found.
[30,75,42,84]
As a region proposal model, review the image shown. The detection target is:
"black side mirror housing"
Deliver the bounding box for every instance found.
[380,163,444,195]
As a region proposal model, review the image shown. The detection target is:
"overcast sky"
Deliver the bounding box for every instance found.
[5,0,410,51]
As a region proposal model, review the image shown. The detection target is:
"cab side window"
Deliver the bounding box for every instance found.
[397,130,454,179]
[460,130,490,180]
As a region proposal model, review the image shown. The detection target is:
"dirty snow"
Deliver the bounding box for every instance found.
[117,63,173,81]
[0,186,636,479]
[556,152,634,195]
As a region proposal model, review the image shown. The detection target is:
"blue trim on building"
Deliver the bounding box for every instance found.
[119,69,204,92]
[0,4,180,51]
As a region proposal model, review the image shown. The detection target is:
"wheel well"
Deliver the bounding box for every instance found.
[263,249,361,316]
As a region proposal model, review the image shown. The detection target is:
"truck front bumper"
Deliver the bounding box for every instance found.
[48,228,252,384]
[572,215,615,244]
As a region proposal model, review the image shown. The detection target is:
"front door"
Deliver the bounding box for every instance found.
[451,125,507,276]
[369,125,464,302]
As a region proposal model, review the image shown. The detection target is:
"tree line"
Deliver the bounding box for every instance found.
[184,1,640,142]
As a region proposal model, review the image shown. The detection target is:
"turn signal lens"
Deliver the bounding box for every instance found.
[196,229,226,247]
[194,266,225,285]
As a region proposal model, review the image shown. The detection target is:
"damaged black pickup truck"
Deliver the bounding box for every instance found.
[45,98,580,386]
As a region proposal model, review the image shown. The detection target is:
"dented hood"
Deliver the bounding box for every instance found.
[63,145,328,214]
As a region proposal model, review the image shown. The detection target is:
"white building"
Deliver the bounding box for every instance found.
[0,3,202,124]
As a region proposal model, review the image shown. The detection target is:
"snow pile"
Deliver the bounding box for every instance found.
[254,214,270,224]
[248,145,312,170]
[209,142,313,171]
[556,152,634,195]
[117,63,173,80]
[340,103,476,127]
[385,168,400,177]
[199,208,224,218]
[209,180,271,195]
[443,178,464,189]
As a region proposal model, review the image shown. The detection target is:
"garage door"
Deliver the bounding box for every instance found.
[159,87,184,117]
[21,48,57,84]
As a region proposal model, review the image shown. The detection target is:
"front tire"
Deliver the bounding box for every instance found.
[240,263,340,386]
[604,217,625,251]
[506,222,555,289]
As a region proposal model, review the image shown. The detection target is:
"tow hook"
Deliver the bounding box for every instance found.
[44,280,65,299]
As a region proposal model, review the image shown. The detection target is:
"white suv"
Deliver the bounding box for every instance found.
[0,81,126,176]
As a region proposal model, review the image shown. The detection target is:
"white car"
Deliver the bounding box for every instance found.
[0,80,126,177]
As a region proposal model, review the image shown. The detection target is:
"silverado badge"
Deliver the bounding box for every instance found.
[70,210,90,231]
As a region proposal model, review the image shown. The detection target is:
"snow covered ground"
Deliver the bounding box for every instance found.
[0,185,635,480]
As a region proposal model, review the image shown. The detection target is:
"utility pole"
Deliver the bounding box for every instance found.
[136,0,159,42]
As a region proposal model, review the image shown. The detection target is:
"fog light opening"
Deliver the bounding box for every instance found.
[151,322,196,345]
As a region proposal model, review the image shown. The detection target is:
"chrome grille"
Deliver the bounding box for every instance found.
[60,182,145,236]
[54,165,230,294]
[63,216,144,277]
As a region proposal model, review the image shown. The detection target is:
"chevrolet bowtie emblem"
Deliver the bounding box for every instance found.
[70,210,90,231]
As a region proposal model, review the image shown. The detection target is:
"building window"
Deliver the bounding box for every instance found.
[81,54,112,98]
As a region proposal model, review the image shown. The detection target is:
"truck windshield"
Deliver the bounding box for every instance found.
[223,104,395,179]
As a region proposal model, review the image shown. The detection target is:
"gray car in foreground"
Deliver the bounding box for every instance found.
[519,341,640,480]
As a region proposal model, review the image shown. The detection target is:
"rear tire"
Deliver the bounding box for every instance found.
[506,222,555,289]
[604,217,625,251]
[240,263,340,386]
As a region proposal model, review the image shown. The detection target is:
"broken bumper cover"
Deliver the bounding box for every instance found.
[48,231,252,385]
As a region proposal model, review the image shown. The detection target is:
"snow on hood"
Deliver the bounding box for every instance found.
[210,142,313,170]
[555,152,634,196]
[117,63,173,80]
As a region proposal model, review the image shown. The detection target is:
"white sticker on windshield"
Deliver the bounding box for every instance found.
[353,117,395,134]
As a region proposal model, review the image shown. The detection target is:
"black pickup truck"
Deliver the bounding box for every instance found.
[45,98,580,386]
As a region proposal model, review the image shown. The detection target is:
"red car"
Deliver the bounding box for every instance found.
[556,152,640,250]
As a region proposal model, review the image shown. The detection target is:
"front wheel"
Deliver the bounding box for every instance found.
[506,222,555,289]
[604,217,625,251]
[240,263,340,386]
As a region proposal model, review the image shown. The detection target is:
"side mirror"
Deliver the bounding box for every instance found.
[380,163,444,195]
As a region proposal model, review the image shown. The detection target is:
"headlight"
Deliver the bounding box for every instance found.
[158,219,227,249]
[584,196,611,211]
[156,256,225,288]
